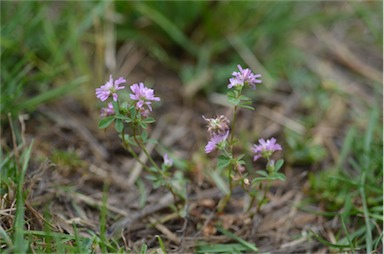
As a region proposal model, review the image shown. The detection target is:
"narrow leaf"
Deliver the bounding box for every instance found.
[217,155,231,170]
[217,226,258,252]
[114,118,124,133]
[275,159,284,172]
[98,116,115,129]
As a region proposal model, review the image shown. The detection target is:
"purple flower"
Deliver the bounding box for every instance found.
[138,108,150,118]
[163,153,173,167]
[228,65,262,89]
[96,75,126,101]
[100,102,114,117]
[129,82,160,111]
[205,131,229,154]
[251,138,282,161]
[202,115,230,137]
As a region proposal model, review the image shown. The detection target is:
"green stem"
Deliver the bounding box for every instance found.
[229,105,238,148]
[133,126,161,171]
[131,124,184,204]
[257,180,271,213]
[217,105,239,213]
[121,130,151,172]
[228,166,233,194]
[247,193,257,213]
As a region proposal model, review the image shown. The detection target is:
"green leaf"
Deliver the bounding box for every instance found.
[112,100,119,113]
[115,114,131,121]
[141,130,148,142]
[238,99,255,110]
[275,159,284,172]
[140,122,148,129]
[255,170,268,177]
[228,96,240,106]
[217,155,231,170]
[129,106,136,118]
[271,172,286,181]
[238,103,255,110]
[226,90,236,98]
[114,118,124,133]
[98,116,115,129]
[143,117,156,124]
[252,177,268,184]
[239,95,251,101]
[227,90,241,106]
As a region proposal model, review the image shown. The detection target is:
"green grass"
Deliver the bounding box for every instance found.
[0,1,382,253]
[1,2,100,123]
[308,105,383,252]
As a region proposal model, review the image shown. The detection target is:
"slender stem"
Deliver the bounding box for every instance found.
[132,124,184,204]
[257,180,271,213]
[218,105,239,212]
[133,126,161,171]
[228,166,233,194]
[229,106,238,148]
[247,193,257,213]
[229,105,238,188]
[121,130,151,172]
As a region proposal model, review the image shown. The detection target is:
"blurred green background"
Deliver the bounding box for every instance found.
[2,1,381,115]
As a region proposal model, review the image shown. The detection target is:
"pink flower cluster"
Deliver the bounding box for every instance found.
[228,65,262,89]
[96,75,160,117]
[251,138,282,161]
[205,130,229,153]
[96,75,126,102]
[100,102,114,117]
[203,115,230,153]
[129,82,160,112]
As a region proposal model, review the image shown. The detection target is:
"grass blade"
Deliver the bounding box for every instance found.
[216,226,258,252]
[196,243,251,253]
[99,182,109,253]
[135,3,198,56]
[208,170,229,195]
[156,235,167,254]
[13,141,34,253]
[15,76,88,112]
[309,230,351,249]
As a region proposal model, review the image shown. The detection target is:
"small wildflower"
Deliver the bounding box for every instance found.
[129,82,160,111]
[243,178,250,186]
[100,102,114,117]
[202,115,230,136]
[228,65,262,89]
[96,75,126,101]
[163,153,173,167]
[251,137,282,161]
[205,130,229,154]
